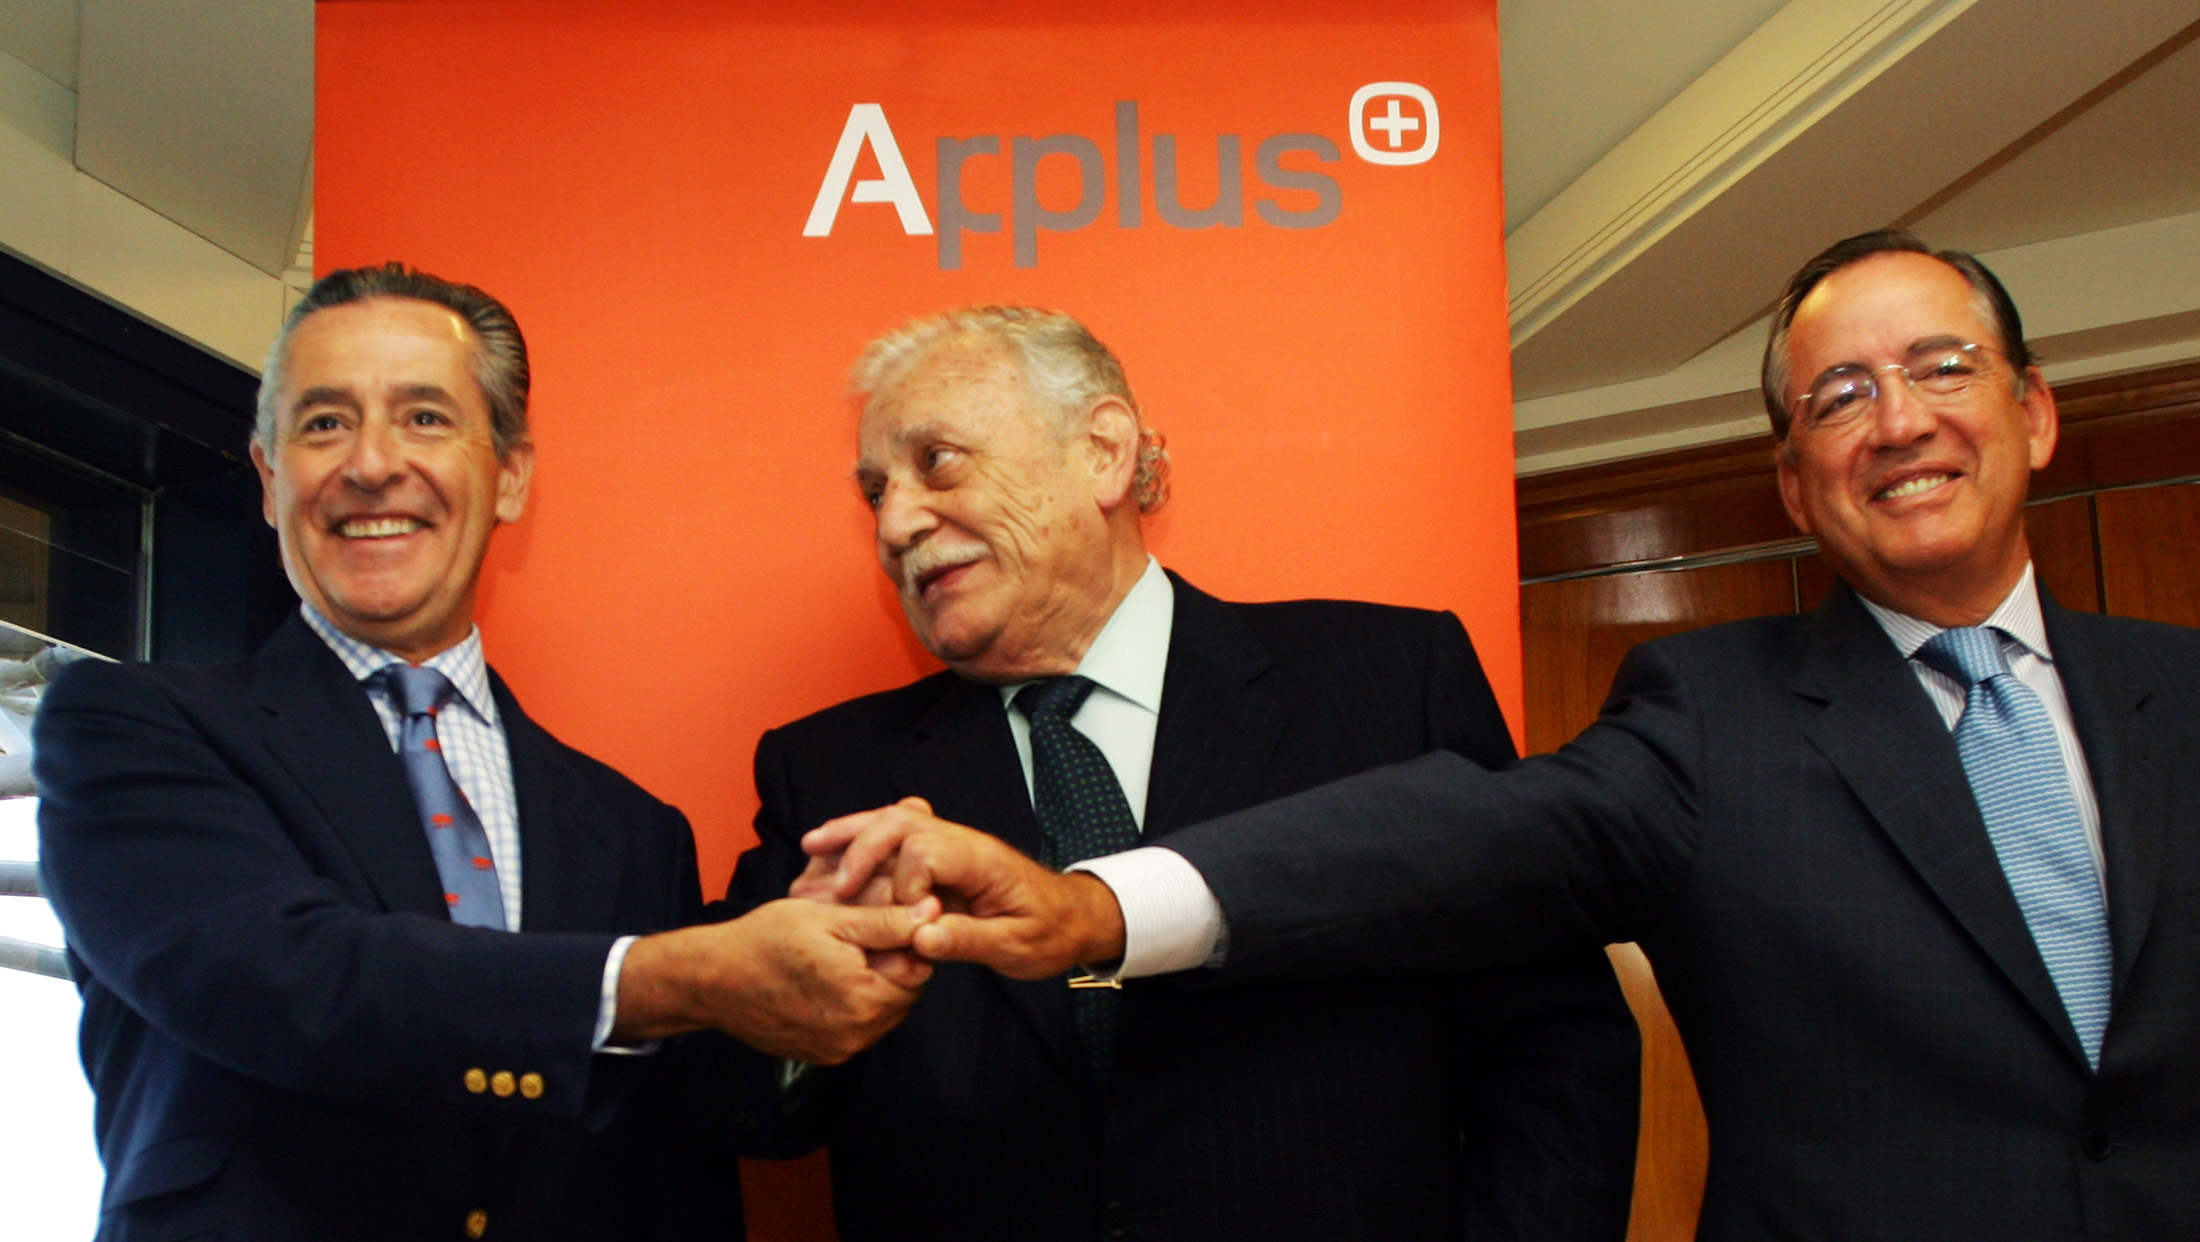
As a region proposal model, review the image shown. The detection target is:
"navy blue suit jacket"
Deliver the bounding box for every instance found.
[731,576,1640,1242]
[35,614,744,1241]
[1169,584,2200,1240]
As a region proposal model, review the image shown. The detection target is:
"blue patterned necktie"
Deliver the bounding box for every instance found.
[1014,675,1141,1083]
[1915,627,2111,1067]
[379,664,507,930]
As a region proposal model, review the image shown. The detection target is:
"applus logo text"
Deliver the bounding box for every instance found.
[805,85,1440,269]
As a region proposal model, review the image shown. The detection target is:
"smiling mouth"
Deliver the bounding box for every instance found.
[1875,472,1955,502]
[903,548,985,598]
[337,516,425,539]
[914,562,971,595]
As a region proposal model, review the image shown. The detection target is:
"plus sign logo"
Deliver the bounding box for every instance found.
[1349,82,1439,166]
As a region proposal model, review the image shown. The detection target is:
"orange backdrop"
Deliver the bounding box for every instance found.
[319,1,1512,1230]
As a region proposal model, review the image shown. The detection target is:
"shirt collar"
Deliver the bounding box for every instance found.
[1860,562,2053,664]
[997,556,1173,714]
[298,602,500,725]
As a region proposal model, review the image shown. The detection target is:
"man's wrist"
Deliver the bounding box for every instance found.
[1062,871,1129,970]
[1069,846,1223,978]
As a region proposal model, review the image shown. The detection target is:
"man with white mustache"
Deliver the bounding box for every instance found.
[35,263,934,1241]
[726,306,1640,1242]
[814,232,2200,1239]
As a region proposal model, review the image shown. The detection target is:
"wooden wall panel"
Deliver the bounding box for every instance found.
[1521,560,1796,754]
[2098,482,2200,627]
[1607,943,1708,1242]
[2027,494,2101,613]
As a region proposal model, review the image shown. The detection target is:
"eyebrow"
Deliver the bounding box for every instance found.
[1805,335,1973,391]
[390,383,458,405]
[290,385,360,416]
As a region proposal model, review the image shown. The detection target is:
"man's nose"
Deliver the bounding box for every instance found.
[872,479,935,552]
[342,415,406,489]
[1867,367,1940,447]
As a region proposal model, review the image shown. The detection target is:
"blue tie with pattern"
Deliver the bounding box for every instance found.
[380,664,507,930]
[1014,675,1141,1083]
[1915,626,2111,1067]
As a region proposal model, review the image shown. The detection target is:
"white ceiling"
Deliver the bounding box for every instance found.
[1501,0,2200,471]
[0,0,310,278]
[2,1,2194,472]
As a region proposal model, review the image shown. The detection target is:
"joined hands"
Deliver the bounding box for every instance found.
[797,797,1129,981]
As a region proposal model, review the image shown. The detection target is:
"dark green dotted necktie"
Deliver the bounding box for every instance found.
[1014,675,1141,1083]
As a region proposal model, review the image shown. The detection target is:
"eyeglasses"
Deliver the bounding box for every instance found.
[1791,341,2001,432]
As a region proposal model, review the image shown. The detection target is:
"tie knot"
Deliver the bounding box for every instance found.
[1013,675,1098,723]
[1914,626,2013,689]
[380,663,457,718]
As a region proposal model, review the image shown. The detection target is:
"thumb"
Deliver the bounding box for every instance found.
[911,912,998,966]
[837,896,940,951]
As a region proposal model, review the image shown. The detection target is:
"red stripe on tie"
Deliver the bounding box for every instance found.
[472,857,492,869]
[431,814,454,827]
[445,893,461,906]
[424,739,441,752]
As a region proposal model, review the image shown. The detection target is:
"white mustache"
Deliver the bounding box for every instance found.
[899,542,985,589]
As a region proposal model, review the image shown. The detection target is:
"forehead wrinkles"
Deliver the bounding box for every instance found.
[1791,256,1996,375]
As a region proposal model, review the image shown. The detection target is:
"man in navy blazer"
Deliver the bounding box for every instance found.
[35,264,934,1241]
[736,308,1639,1241]
[812,235,2200,1238]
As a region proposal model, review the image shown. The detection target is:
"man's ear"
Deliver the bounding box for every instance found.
[1775,442,1813,535]
[1081,396,1140,510]
[496,439,536,524]
[250,439,278,528]
[2020,366,2059,472]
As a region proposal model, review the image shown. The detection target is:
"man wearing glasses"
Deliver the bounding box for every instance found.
[811,230,2200,1238]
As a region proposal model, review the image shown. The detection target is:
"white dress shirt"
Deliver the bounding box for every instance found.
[1082,561,2110,977]
[998,556,1173,825]
[300,604,639,1050]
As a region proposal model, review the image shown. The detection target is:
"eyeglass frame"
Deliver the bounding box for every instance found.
[1787,339,2011,434]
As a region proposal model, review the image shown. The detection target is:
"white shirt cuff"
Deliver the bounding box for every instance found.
[592,935,658,1055]
[1070,846,1225,978]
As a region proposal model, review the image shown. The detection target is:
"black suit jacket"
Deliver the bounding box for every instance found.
[35,614,744,1241]
[1169,583,2200,1240]
[731,575,1639,1242]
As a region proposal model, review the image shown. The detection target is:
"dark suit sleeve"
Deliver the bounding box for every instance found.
[35,660,621,1121]
[711,726,846,1157]
[1422,612,1642,1241]
[1172,636,1707,980]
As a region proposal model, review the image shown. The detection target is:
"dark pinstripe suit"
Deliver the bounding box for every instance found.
[1168,583,2200,1240]
[729,574,1640,1242]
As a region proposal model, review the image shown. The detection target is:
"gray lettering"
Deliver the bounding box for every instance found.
[1254,134,1340,228]
[1153,134,1242,229]
[1115,101,1141,228]
[1010,134,1104,268]
[936,135,1002,270]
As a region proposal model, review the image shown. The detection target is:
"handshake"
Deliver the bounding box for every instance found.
[611,800,1127,1066]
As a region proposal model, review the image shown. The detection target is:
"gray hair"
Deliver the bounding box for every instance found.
[850,306,1172,513]
[256,262,531,460]
[1762,229,2032,443]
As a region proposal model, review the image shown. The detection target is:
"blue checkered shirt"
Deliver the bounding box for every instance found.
[300,604,524,928]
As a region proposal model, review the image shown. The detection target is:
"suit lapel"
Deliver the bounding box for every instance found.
[890,676,1085,1080]
[251,616,449,919]
[2044,603,2167,999]
[1794,585,2088,1067]
[494,672,624,934]
[1144,577,1284,837]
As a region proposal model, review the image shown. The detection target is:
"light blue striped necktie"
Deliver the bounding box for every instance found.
[1915,626,2111,1068]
